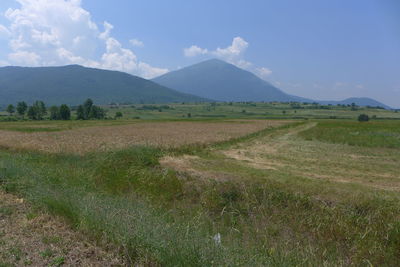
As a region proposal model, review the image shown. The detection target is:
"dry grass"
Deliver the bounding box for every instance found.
[222,122,400,191]
[0,191,124,266]
[0,120,288,154]
[161,122,400,192]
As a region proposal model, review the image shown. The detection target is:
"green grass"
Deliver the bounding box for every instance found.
[300,120,400,148]
[1,119,400,265]
[1,102,399,133]
[0,119,141,132]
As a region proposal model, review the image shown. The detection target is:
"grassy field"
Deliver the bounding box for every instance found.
[299,120,400,148]
[1,109,400,265]
[105,102,400,120]
[1,102,400,123]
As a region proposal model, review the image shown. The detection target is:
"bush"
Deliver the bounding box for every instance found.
[115,111,123,119]
[358,114,369,122]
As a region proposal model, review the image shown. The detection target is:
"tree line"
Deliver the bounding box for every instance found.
[5,99,106,120]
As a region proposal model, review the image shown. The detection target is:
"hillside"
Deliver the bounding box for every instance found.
[153,59,391,109]
[0,65,206,106]
[153,59,310,102]
[319,97,391,109]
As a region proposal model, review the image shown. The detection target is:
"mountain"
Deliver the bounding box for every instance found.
[153,59,391,109]
[0,65,206,106]
[153,59,310,103]
[319,97,391,109]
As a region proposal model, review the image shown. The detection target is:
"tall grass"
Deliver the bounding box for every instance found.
[1,141,400,265]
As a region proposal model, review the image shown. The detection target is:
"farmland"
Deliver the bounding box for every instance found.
[1,103,400,266]
[0,120,286,154]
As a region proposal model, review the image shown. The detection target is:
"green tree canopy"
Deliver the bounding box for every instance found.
[27,106,36,120]
[115,111,123,119]
[76,105,85,120]
[59,104,71,120]
[16,101,28,116]
[49,105,60,120]
[6,104,15,115]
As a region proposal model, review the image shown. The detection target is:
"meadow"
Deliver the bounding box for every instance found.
[1,103,400,266]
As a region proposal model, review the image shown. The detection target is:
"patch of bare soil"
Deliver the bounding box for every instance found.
[0,120,289,155]
[0,191,125,266]
[160,155,238,181]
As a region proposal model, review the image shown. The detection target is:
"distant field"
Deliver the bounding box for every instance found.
[0,119,137,132]
[103,102,400,120]
[0,120,288,154]
[1,101,399,122]
[300,120,400,148]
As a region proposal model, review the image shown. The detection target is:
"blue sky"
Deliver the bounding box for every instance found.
[0,0,399,107]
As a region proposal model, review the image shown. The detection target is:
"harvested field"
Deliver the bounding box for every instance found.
[0,120,288,154]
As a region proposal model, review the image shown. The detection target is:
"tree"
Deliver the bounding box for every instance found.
[49,106,60,120]
[6,104,15,115]
[89,105,106,119]
[83,98,93,119]
[76,99,106,120]
[59,104,71,120]
[76,105,85,120]
[27,106,36,120]
[16,101,28,117]
[115,111,123,119]
[358,114,369,122]
[32,101,46,120]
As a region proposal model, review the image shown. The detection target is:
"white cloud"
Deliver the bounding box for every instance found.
[183,37,272,78]
[184,45,208,57]
[130,38,144,47]
[8,50,40,65]
[0,60,10,66]
[255,67,272,78]
[0,0,167,78]
[99,21,113,40]
[212,37,249,62]
[0,24,11,39]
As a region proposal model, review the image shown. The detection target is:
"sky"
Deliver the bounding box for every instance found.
[0,0,399,107]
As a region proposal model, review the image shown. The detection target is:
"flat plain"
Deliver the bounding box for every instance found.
[1,102,400,266]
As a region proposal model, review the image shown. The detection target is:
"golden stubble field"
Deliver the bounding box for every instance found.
[0,120,289,154]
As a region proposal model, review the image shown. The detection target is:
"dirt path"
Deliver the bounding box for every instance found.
[162,122,400,192]
[222,122,317,170]
[0,190,125,266]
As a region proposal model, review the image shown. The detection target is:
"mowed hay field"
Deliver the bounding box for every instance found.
[0,120,288,154]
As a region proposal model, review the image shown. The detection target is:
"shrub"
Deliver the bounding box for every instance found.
[358,114,369,122]
[115,111,123,119]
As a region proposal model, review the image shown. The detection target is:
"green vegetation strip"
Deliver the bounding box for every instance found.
[300,120,400,148]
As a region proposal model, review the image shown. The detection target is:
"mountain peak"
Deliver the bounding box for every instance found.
[153,59,305,102]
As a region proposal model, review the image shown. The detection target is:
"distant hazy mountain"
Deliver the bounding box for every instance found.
[153,59,310,102]
[319,97,391,109]
[153,59,391,109]
[0,65,206,106]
